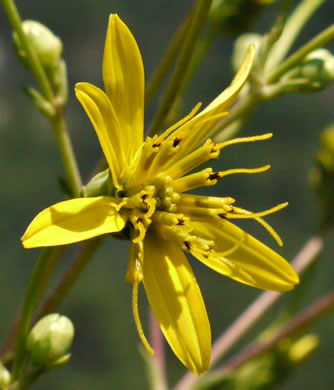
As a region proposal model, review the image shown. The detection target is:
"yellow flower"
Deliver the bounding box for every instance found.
[22,14,299,375]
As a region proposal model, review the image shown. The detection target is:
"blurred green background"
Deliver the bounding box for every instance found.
[1,0,334,389]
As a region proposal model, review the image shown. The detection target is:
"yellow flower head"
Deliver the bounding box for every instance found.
[22,15,299,375]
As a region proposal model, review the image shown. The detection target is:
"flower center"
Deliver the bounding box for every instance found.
[117,175,183,243]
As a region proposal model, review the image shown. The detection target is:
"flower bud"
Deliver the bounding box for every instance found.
[288,335,319,364]
[299,48,334,92]
[82,168,110,198]
[232,33,262,72]
[13,20,63,67]
[0,362,11,387]
[26,313,74,366]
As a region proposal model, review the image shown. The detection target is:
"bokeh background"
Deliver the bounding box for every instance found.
[1,1,334,389]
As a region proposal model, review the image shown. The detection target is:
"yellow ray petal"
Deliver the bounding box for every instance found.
[169,45,255,159]
[201,44,255,117]
[143,233,211,375]
[22,197,127,248]
[75,82,124,188]
[192,221,299,292]
[103,14,144,160]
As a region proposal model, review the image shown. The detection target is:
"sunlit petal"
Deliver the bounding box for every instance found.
[75,82,124,188]
[22,197,127,248]
[143,233,211,375]
[103,14,144,160]
[201,44,255,116]
[170,45,255,158]
[192,221,299,292]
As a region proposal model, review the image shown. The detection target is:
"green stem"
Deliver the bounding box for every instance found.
[266,24,334,84]
[264,0,325,72]
[2,239,103,369]
[2,0,82,197]
[1,0,54,101]
[144,4,195,108]
[50,114,82,197]
[0,247,65,363]
[147,0,214,137]
[11,248,54,381]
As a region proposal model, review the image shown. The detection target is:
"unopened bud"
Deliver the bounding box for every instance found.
[0,362,11,387]
[299,49,334,92]
[13,20,63,67]
[26,313,74,366]
[288,335,319,364]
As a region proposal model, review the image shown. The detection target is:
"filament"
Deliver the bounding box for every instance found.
[218,133,273,150]
[228,202,288,219]
[218,165,271,178]
[132,281,154,356]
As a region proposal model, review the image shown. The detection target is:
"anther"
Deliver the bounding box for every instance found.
[209,172,221,181]
[173,137,182,147]
[184,241,191,251]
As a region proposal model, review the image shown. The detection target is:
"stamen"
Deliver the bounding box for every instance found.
[132,281,154,356]
[125,188,157,216]
[176,205,232,223]
[179,194,235,209]
[131,218,148,243]
[162,139,220,179]
[170,111,229,157]
[125,240,144,283]
[151,211,191,230]
[126,137,159,187]
[225,203,288,246]
[172,168,216,193]
[217,133,273,150]
[130,210,152,244]
[144,135,184,179]
[217,165,271,178]
[228,202,288,219]
[157,102,202,141]
[253,216,283,246]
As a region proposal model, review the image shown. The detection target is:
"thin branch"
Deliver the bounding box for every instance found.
[220,289,334,374]
[173,234,324,390]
